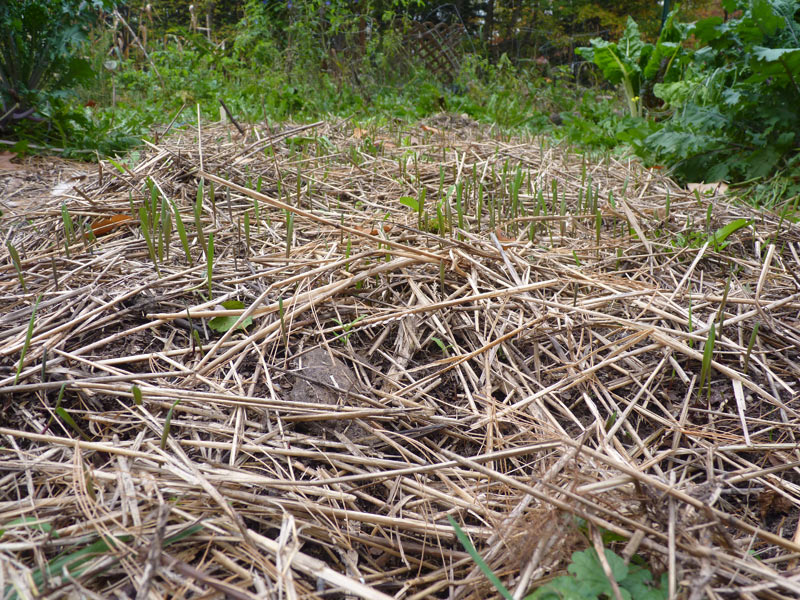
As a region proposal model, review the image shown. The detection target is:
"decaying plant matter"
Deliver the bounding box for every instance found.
[1,117,799,599]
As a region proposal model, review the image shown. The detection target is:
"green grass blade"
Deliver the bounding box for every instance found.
[7,241,26,292]
[168,197,193,265]
[138,206,161,277]
[160,399,182,450]
[447,516,513,600]
[15,294,40,384]
[744,322,759,373]
[699,322,716,398]
[206,232,214,299]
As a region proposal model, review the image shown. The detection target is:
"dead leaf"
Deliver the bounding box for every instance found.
[494,226,515,244]
[91,214,135,236]
[687,182,728,196]
[354,224,393,236]
[0,152,20,172]
[758,489,793,522]
[420,125,442,135]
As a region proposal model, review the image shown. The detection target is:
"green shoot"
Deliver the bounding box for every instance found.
[709,219,751,251]
[285,209,294,258]
[253,195,260,232]
[53,384,91,441]
[138,205,161,277]
[15,294,41,384]
[476,184,483,226]
[431,336,452,355]
[744,322,760,372]
[398,195,419,212]
[208,300,253,333]
[332,315,365,345]
[699,322,716,399]
[244,211,251,253]
[61,203,74,257]
[206,232,214,299]
[132,384,142,406]
[160,398,182,450]
[7,242,26,291]
[168,198,194,265]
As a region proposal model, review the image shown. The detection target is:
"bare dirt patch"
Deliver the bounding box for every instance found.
[1,118,799,599]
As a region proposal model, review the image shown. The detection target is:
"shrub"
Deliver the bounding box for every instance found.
[0,0,115,131]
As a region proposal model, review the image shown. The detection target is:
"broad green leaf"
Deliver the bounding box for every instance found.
[747,47,800,84]
[709,218,751,250]
[208,300,253,332]
[397,195,419,211]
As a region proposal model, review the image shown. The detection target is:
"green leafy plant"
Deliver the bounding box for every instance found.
[642,0,800,186]
[431,336,452,355]
[449,515,667,600]
[332,315,365,346]
[0,0,115,130]
[208,300,253,333]
[529,547,668,600]
[15,294,40,384]
[2,524,202,600]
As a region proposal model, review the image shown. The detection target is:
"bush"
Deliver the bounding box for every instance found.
[644,0,800,184]
[0,0,114,131]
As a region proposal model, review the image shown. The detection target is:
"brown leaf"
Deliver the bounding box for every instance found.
[0,152,21,172]
[758,490,793,522]
[92,215,134,236]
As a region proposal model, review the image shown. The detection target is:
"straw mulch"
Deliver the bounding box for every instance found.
[1,117,799,599]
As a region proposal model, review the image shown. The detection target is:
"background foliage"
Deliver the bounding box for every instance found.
[1,0,797,206]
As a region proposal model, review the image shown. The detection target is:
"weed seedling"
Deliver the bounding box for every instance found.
[52,383,91,441]
[61,203,74,257]
[333,315,365,345]
[285,209,294,258]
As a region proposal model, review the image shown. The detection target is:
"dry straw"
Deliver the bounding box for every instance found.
[1,115,799,599]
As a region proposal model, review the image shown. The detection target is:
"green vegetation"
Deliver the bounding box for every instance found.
[1,1,796,204]
[529,548,668,600]
[449,516,668,600]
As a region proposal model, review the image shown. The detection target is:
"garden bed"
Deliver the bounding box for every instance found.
[1,117,799,599]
